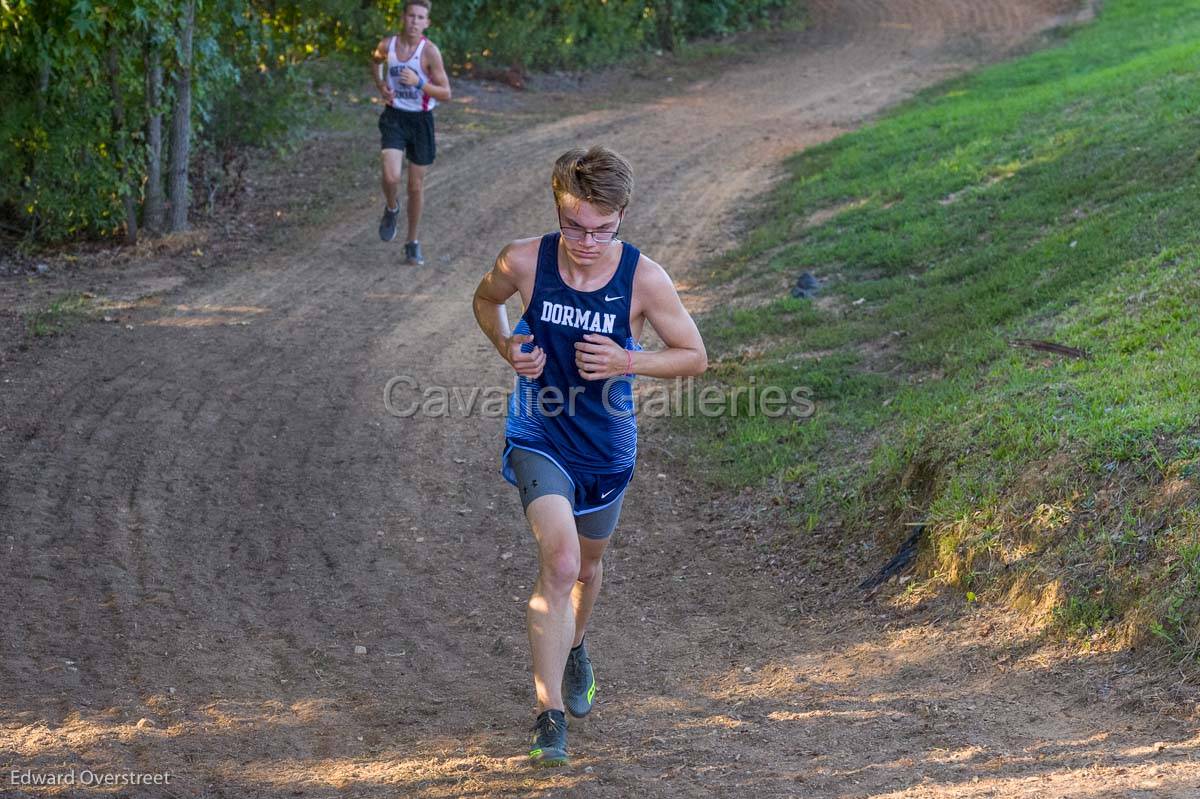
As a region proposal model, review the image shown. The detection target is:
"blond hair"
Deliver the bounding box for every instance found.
[551,146,634,214]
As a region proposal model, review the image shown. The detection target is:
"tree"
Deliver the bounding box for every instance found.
[106,27,139,243]
[143,38,166,234]
[168,0,196,232]
[3,0,787,245]
[654,0,681,52]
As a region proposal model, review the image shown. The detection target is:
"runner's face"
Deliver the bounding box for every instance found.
[557,197,623,266]
[403,5,430,37]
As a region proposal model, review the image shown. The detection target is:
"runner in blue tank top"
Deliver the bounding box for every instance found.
[473,146,708,768]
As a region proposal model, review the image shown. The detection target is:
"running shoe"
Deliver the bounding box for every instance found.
[528,708,568,767]
[379,206,399,242]
[563,639,596,718]
[405,240,425,265]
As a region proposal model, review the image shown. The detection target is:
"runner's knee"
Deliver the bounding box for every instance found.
[381,154,403,185]
[539,549,580,593]
[576,557,602,585]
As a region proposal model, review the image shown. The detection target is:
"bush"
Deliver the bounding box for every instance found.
[0,1,798,244]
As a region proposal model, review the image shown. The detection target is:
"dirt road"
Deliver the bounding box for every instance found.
[5,1,1199,796]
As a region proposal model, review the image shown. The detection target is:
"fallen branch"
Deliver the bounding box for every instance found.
[859,523,925,596]
[1008,338,1092,360]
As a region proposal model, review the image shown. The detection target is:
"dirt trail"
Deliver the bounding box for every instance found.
[4,1,1199,797]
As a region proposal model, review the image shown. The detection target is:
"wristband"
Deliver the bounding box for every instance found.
[416,76,425,91]
[626,349,633,376]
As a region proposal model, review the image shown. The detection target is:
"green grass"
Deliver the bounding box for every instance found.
[674,40,744,64]
[684,0,1200,658]
[25,292,95,337]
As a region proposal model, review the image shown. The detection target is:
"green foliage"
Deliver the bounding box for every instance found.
[1053,594,1115,638]
[673,0,788,39]
[425,0,789,71]
[0,0,363,242]
[437,0,650,71]
[1148,532,1200,658]
[1,0,797,243]
[2,0,175,240]
[205,66,308,153]
[1,0,133,238]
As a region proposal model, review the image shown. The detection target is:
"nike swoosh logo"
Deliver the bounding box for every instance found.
[600,488,616,499]
[604,295,624,302]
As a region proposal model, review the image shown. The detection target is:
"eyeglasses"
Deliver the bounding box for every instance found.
[558,212,620,244]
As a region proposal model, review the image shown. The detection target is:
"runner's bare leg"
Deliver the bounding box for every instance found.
[571,534,610,647]
[406,162,426,241]
[525,494,580,712]
[380,149,404,210]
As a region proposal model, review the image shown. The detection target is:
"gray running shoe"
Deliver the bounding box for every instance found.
[563,639,596,718]
[405,240,425,265]
[378,206,399,242]
[528,709,568,767]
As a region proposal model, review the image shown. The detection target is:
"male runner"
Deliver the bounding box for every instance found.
[472,146,708,767]
[370,0,451,265]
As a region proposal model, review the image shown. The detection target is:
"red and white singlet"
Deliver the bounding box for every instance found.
[385,36,435,112]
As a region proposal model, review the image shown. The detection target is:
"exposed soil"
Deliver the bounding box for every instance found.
[5,1,1200,797]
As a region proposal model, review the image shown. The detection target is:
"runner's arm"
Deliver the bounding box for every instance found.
[420,42,452,102]
[370,38,394,104]
[577,259,706,380]
[631,261,707,379]
[473,243,545,377]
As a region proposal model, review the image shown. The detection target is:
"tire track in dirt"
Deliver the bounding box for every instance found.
[8,2,1195,798]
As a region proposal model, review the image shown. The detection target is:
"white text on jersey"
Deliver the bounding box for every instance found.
[539,301,616,334]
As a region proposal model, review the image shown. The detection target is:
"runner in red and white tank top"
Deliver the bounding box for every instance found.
[370,1,452,264]
[385,35,436,112]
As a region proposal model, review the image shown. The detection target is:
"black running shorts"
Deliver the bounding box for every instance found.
[378,107,436,166]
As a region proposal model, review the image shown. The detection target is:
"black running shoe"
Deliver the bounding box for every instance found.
[563,639,596,718]
[528,709,568,767]
[379,206,399,242]
[405,240,425,265]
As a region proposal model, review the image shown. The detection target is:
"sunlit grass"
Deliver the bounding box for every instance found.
[682,0,1200,660]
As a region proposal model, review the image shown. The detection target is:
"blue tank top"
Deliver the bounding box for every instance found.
[501,232,641,513]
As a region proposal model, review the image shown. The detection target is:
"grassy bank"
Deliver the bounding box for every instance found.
[688,0,1200,659]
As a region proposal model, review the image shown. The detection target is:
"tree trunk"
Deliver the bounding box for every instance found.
[655,0,679,52]
[36,57,50,118]
[168,0,196,232]
[26,55,53,229]
[143,39,165,234]
[106,37,139,244]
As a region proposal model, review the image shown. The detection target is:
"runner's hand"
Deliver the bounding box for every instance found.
[398,66,419,87]
[379,83,396,105]
[575,333,626,381]
[506,334,545,379]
